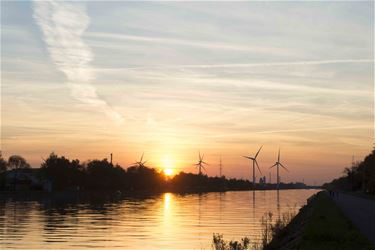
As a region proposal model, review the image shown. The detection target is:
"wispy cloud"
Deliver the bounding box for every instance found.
[33,1,124,124]
[209,125,371,138]
[96,59,373,71]
[162,59,374,69]
[86,31,290,55]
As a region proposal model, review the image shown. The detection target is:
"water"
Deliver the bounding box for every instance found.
[0,189,319,249]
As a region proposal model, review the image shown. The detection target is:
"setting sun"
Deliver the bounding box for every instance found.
[164,168,174,177]
[160,155,176,177]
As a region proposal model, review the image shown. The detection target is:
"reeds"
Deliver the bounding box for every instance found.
[213,205,297,250]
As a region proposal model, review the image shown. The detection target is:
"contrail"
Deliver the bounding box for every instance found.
[107,59,373,71]
[210,125,370,138]
[33,1,124,124]
[176,59,374,69]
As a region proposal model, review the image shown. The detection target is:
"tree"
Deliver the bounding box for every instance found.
[85,159,126,190]
[41,152,84,191]
[7,155,30,170]
[0,152,7,173]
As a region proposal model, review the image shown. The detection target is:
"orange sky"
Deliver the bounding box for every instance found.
[1,1,374,185]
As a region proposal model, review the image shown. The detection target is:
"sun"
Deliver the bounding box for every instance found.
[163,168,174,177]
[161,155,176,177]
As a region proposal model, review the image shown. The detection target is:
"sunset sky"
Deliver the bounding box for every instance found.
[1,1,374,185]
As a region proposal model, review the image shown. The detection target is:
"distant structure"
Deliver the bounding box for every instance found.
[269,172,272,184]
[269,148,289,189]
[352,154,355,168]
[195,151,208,175]
[132,153,147,167]
[259,176,266,185]
[219,155,222,177]
[242,145,263,186]
[110,153,113,165]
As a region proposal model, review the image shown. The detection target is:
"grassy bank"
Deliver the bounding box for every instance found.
[265,191,374,250]
[298,191,374,250]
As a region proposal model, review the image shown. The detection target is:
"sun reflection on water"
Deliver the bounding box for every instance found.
[163,193,172,211]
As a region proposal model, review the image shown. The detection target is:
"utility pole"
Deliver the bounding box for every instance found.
[110,153,113,165]
[219,155,222,177]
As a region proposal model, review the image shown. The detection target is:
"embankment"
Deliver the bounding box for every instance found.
[266,191,374,250]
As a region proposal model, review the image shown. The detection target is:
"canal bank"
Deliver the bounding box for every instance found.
[266,191,374,250]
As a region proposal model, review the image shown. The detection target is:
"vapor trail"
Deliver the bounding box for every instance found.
[33,0,123,124]
[114,59,373,70]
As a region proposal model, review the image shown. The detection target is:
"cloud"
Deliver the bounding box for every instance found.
[209,125,370,138]
[33,0,124,124]
[96,58,373,71]
[86,31,290,55]
[165,59,374,69]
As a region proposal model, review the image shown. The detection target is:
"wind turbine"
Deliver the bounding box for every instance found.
[132,153,147,168]
[243,145,263,186]
[270,148,289,189]
[195,151,208,175]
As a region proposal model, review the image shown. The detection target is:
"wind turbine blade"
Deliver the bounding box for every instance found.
[255,145,263,159]
[269,163,277,169]
[255,160,262,175]
[278,148,280,162]
[141,152,144,162]
[202,161,209,165]
[280,163,289,172]
[242,156,251,159]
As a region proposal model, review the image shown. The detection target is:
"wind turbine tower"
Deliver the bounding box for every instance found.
[243,146,263,186]
[195,151,208,175]
[270,148,289,189]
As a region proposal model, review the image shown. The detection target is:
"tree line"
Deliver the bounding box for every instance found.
[0,152,309,192]
[322,149,375,194]
[0,152,253,192]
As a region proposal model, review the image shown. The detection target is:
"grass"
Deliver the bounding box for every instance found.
[299,192,375,250]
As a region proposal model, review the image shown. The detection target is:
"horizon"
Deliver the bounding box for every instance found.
[2,1,374,186]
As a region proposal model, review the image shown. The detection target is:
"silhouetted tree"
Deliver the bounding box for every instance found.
[0,152,6,173]
[7,155,30,170]
[126,165,164,191]
[41,153,84,191]
[0,152,6,188]
[85,159,126,190]
[323,149,375,194]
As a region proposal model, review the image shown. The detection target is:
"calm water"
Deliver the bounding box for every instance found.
[0,189,319,249]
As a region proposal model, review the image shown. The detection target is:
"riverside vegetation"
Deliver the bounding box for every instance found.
[212,207,297,250]
[323,149,375,195]
[0,152,309,193]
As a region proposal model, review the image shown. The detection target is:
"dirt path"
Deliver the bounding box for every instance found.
[331,192,375,246]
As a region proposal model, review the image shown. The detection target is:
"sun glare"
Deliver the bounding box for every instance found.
[161,155,175,177]
[164,168,174,177]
